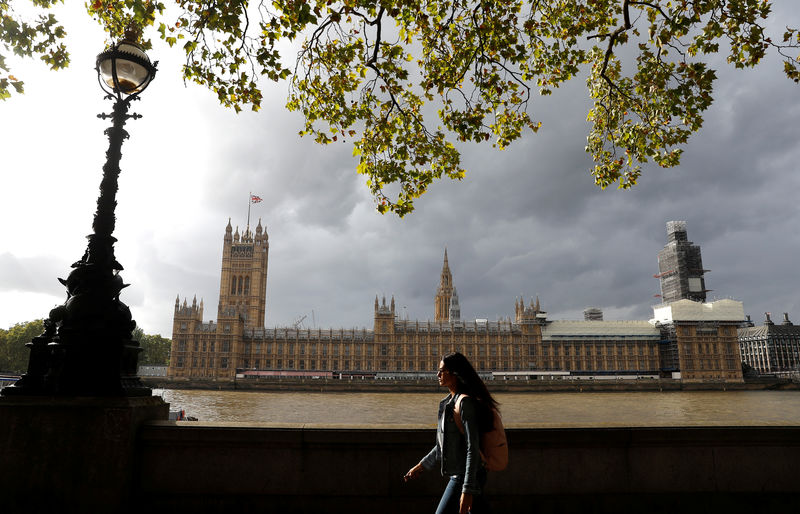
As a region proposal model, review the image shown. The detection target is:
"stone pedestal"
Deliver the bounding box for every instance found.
[0,395,168,513]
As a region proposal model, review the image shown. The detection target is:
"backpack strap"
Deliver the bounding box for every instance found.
[454,393,491,465]
[453,393,468,433]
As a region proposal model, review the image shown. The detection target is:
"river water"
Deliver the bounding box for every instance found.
[154,389,800,427]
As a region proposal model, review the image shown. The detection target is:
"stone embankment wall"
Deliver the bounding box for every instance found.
[3,396,799,514]
[138,423,800,513]
[144,377,798,392]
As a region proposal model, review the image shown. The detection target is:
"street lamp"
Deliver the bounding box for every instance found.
[3,38,157,397]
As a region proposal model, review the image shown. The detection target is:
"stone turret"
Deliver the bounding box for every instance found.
[218,219,269,327]
[224,218,232,243]
[515,296,544,324]
[174,295,203,321]
[374,295,395,336]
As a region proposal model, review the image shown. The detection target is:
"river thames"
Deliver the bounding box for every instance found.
[154,389,800,426]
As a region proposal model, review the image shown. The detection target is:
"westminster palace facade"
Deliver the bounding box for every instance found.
[167,220,745,383]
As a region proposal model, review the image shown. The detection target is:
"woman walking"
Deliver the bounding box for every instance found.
[404,352,498,514]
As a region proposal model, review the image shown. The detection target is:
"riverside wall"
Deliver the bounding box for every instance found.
[3,397,800,513]
[143,376,799,393]
[138,422,800,513]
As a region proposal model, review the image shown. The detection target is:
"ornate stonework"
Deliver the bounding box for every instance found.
[167,222,743,383]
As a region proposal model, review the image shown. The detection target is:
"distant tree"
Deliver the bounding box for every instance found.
[2,1,799,215]
[0,319,44,374]
[132,326,171,366]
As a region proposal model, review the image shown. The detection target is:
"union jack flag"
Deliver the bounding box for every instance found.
[250,195,263,204]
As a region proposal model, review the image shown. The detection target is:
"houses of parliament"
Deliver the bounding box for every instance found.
[167,220,745,383]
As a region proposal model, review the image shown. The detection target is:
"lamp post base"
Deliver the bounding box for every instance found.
[2,234,150,397]
[0,395,168,510]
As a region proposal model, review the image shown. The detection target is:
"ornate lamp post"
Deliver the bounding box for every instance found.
[3,37,157,397]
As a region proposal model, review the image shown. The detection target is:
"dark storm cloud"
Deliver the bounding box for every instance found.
[200,101,366,231]
[6,5,796,337]
[322,42,800,327]
[140,6,799,334]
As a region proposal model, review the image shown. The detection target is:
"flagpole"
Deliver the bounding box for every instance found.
[247,191,251,235]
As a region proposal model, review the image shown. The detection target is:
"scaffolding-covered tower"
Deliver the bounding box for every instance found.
[656,221,709,303]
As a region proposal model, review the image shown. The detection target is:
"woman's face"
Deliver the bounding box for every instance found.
[437,360,456,389]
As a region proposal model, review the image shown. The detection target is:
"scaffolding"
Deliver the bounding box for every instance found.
[657,221,709,303]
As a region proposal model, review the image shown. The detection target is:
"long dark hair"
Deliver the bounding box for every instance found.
[442,351,499,433]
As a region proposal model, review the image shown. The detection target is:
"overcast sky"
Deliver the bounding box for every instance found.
[2,4,799,337]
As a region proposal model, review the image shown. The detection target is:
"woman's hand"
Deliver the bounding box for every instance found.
[403,463,424,482]
[459,492,473,514]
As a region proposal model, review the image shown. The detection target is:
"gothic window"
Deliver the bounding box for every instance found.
[221,358,228,369]
[244,276,250,295]
[237,276,243,294]
[230,278,236,295]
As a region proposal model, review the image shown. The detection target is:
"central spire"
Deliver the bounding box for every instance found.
[435,248,454,321]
